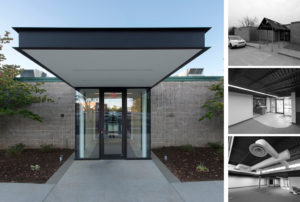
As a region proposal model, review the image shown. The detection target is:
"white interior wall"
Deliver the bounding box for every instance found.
[229,92,253,126]
[289,177,300,188]
[229,176,267,188]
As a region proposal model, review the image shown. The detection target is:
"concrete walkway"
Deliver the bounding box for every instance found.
[172,181,224,202]
[0,183,53,202]
[247,42,300,60]
[0,160,224,202]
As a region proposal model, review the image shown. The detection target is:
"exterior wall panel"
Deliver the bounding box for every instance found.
[290,22,300,44]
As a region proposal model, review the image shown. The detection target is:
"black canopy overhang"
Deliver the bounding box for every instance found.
[13,27,210,88]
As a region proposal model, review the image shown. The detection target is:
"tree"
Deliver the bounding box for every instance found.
[0,31,53,122]
[228,26,236,35]
[199,78,223,121]
[239,16,258,27]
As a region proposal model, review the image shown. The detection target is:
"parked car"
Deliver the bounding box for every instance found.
[228,35,246,48]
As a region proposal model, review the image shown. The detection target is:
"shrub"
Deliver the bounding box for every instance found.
[207,142,222,150]
[179,144,195,152]
[217,147,224,158]
[40,144,53,152]
[5,143,25,156]
[208,142,223,159]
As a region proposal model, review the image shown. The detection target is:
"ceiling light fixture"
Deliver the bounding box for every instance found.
[229,84,278,98]
[289,163,300,169]
[261,166,286,174]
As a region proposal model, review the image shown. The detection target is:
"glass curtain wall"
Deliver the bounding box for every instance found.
[270,98,276,113]
[75,89,99,159]
[126,89,150,158]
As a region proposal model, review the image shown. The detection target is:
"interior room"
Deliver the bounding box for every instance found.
[229,137,300,202]
[228,68,300,134]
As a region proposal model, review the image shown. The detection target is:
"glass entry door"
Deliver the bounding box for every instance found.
[276,99,284,114]
[75,88,150,160]
[100,90,126,158]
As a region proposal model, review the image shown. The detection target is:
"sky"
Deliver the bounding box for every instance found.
[0,0,224,77]
[229,0,300,27]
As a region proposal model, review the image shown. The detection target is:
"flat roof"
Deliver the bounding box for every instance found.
[14,27,210,88]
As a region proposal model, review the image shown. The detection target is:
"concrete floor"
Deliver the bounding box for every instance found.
[229,113,300,134]
[228,46,300,66]
[0,160,224,202]
[229,187,300,202]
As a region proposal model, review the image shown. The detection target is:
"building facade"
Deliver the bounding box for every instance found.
[0,77,223,152]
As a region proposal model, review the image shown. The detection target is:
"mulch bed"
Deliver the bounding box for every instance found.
[152,147,223,182]
[0,149,73,183]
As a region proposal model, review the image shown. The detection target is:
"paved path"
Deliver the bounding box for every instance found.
[172,181,224,202]
[0,160,224,202]
[229,46,300,66]
[0,183,53,202]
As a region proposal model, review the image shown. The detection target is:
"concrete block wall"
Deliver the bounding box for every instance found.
[0,79,223,149]
[151,81,223,148]
[0,82,75,149]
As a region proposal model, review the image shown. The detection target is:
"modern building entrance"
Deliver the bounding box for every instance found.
[13,27,209,159]
[75,88,150,159]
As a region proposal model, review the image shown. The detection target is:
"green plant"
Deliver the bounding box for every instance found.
[5,143,25,156]
[0,31,54,123]
[30,164,40,171]
[196,163,209,172]
[179,144,195,152]
[208,142,224,159]
[199,79,223,121]
[217,147,224,157]
[207,142,222,150]
[40,144,53,152]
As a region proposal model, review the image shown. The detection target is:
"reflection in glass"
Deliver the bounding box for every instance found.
[76,89,99,159]
[104,92,122,155]
[127,89,149,158]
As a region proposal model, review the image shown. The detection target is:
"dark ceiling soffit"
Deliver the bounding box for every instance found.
[14,47,210,89]
[13,27,210,49]
[229,170,258,177]
[151,47,210,88]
